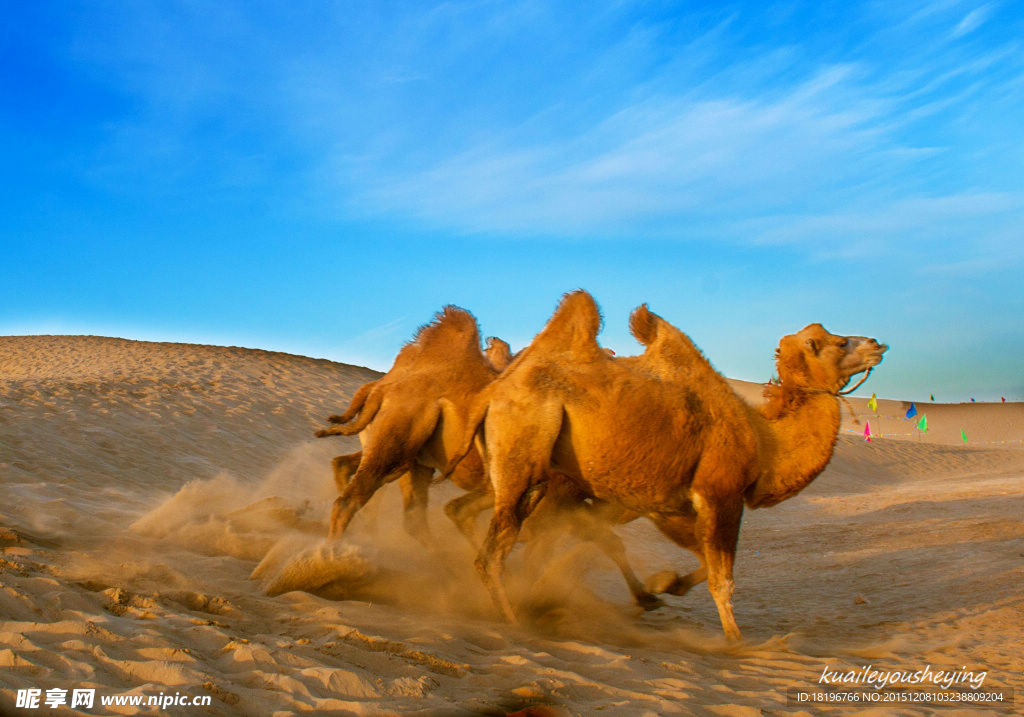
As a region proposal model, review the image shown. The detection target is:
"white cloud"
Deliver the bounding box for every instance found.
[350,66,897,238]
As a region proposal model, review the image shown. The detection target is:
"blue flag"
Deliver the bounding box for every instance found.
[906,402,918,419]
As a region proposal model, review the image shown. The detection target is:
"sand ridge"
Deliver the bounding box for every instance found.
[1,335,1021,715]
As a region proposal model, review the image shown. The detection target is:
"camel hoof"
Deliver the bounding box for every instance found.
[327,414,346,424]
[635,591,665,611]
[644,570,680,595]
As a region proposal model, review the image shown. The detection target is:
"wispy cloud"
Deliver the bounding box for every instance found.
[952,3,995,37]
[34,0,1024,264]
[352,66,894,238]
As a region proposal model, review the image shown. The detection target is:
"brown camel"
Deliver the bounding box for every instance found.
[317,332,514,545]
[314,306,661,608]
[446,290,887,640]
[314,307,500,546]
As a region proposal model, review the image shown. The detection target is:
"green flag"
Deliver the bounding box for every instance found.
[961,429,968,443]
[918,414,927,432]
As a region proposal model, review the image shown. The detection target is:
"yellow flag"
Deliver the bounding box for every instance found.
[867,393,878,412]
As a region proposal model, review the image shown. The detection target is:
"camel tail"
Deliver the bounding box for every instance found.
[441,394,490,480]
[328,381,377,424]
[315,388,383,437]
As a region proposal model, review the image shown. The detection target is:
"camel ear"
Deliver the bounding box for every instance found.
[805,337,820,354]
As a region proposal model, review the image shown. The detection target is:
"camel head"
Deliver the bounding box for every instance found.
[775,323,887,395]
[485,337,513,371]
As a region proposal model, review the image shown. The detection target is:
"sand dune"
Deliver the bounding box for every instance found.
[1,335,1021,715]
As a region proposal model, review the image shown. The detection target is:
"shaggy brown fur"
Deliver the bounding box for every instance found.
[447,290,887,640]
[316,307,661,608]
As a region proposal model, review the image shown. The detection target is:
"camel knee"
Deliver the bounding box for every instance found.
[708,575,734,603]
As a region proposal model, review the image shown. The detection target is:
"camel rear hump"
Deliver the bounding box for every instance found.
[628,304,660,347]
[629,303,714,373]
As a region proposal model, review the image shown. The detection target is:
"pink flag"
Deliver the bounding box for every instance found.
[864,421,872,442]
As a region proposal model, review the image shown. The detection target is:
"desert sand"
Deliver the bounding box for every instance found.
[1,335,1021,716]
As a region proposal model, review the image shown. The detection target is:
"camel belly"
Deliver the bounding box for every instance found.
[549,409,703,514]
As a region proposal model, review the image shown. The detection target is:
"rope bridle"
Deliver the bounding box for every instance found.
[765,366,876,426]
[837,366,874,396]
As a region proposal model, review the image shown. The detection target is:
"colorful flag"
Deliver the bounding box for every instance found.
[868,393,878,412]
[906,402,918,419]
[918,414,927,432]
[1002,397,1006,403]
[930,394,935,402]
[864,421,872,442]
[971,398,976,402]
[961,429,968,443]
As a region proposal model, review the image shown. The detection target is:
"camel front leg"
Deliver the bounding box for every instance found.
[694,494,744,642]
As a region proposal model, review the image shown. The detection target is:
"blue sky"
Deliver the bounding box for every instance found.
[3,1,1022,401]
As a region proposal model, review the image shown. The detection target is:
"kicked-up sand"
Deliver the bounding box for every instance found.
[1,335,1021,715]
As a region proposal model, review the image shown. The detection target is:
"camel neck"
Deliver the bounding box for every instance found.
[745,390,841,508]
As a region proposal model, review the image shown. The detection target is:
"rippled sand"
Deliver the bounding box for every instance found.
[1,335,1021,715]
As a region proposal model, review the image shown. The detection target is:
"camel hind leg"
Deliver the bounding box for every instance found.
[328,403,442,540]
[329,433,419,539]
[329,456,410,539]
[521,489,662,610]
[564,503,663,610]
[329,450,383,537]
[331,452,362,494]
[443,489,494,547]
[398,463,435,549]
[477,475,549,623]
[646,513,708,597]
[475,404,563,623]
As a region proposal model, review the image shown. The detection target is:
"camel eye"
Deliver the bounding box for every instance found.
[838,340,848,348]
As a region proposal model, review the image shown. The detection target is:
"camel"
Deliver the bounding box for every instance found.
[314,306,661,608]
[317,332,514,545]
[445,290,887,640]
[325,335,516,539]
[314,307,501,546]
